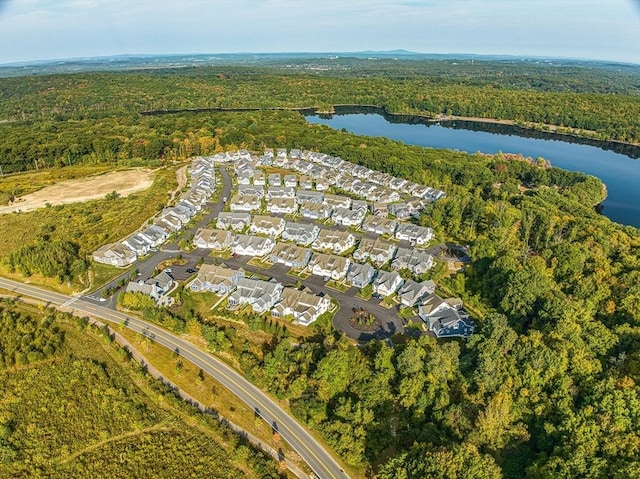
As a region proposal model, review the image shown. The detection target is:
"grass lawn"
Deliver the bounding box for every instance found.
[246,257,273,269]
[90,261,132,289]
[287,268,311,280]
[325,279,350,293]
[355,284,373,300]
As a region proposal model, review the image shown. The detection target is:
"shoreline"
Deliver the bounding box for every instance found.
[139,105,639,149]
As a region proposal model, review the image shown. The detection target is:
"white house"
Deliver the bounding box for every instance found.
[398,280,436,307]
[228,278,283,314]
[193,228,234,250]
[267,197,298,215]
[308,253,350,280]
[362,216,398,236]
[232,235,275,257]
[395,223,434,246]
[300,202,332,220]
[331,207,366,227]
[269,242,312,269]
[346,263,377,288]
[281,222,320,246]
[391,248,434,274]
[229,194,261,212]
[372,270,404,297]
[353,238,397,265]
[249,215,285,237]
[312,229,356,255]
[217,212,251,231]
[92,242,137,267]
[188,264,245,294]
[418,294,474,338]
[271,288,330,326]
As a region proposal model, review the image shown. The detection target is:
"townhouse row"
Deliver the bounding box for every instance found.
[92,157,216,266]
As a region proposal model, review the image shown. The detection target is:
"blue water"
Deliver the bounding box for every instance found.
[306,113,640,228]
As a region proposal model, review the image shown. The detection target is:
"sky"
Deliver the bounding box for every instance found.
[0,0,639,65]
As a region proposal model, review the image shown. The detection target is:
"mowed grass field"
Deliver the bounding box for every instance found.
[0,301,281,479]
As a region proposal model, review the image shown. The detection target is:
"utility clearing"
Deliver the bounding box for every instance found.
[0,169,154,214]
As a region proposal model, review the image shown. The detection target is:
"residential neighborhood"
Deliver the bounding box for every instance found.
[93,148,472,336]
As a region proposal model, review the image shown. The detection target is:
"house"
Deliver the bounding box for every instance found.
[267,186,295,199]
[267,197,298,215]
[269,242,312,269]
[216,212,251,231]
[418,294,474,338]
[391,248,434,274]
[315,178,330,191]
[299,175,313,190]
[312,229,356,254]
[272,288,330,326]
[193,228,234,250]
[123,235,150,256]
[228,278,283,313]
[370,202,389,217]
[232,235,275,257]
[346,263,377,288]
[188,264,244,294]
[352,238,397,265]
[362,216,398,236]
[252,171,265,185]
[154,214,182,232]
[92,242,137,267]
[268,173,282,186]
[249,215,285,237]
[372,270,404,297]
[138,225,168,247]
[300,202,332,220]
[323,193,352,209]
[161,206,191,224]
[398,280,436,307]
[281,222,320,246]
[126,270,173,301]
[237,171,251,185]
[395,223,434,246]
[308,253,350,280]
[296,190,324,204]
[283,174,297,187]
[229,194,261,212]
[388,202,411,219]
[237,185,265,198]
[331,207,365,227]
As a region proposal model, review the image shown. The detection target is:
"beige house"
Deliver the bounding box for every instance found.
[308,253,350,280]
[193,228,234,250]
[272,288,331,326]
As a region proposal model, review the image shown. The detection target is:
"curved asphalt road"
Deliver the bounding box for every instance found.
[0,277,348,479]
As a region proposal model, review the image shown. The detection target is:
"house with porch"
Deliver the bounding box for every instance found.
[229,194,261,212]
[216,212,251,231]
[300,202,332,220]
[307,253,350,281]
[418,294,474,338]
[281,222,320,246]
[346,263,377,288]
[249,215,285,237]
[228,278,283,314]
[232,235,275,257]
[352,238,397,265]
[267,197,298,215]
[372,270,404,297]
[193,228,234,250]
[362,216,398,236]
[395,223,434,246]
[269,242,312,269]
[391,248,434,274]
[398,280,436,307]
[272,288,330,326]
[312,229,356,255]
[93,242,137,267]
[188,264,245,294]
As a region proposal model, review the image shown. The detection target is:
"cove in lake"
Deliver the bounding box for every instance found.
[305,107,640,229]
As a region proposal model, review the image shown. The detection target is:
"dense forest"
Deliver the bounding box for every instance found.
[0,61,639,478]
[0,59,639,176]
[0,300,282,478]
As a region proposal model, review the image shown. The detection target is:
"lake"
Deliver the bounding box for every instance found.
[305,110,640,228]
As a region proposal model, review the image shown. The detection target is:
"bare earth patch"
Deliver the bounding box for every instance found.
[0,169,154,214]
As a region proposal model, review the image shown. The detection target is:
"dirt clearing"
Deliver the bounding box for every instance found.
[0,169,154,214]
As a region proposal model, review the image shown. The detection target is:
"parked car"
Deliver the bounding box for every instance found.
[186,268,196,274]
